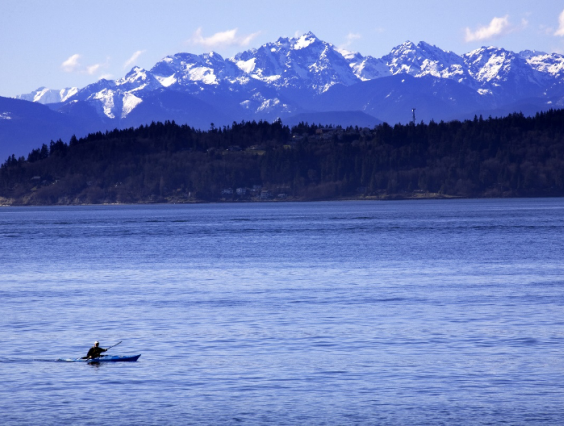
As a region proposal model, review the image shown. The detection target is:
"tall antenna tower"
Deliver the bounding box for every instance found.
[412,108,416,124]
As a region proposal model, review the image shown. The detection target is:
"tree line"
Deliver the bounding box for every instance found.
[1,110,563,205]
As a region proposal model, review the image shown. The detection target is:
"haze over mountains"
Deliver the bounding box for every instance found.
[2,31,564,160]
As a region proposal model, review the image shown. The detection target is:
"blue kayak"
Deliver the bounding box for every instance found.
[58,354,141,363]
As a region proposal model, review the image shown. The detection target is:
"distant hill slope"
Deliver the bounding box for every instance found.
[311,74,489,124]
[0,97,109,161]
[120,89,231,129]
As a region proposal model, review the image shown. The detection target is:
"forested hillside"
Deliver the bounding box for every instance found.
[1,110,563,205]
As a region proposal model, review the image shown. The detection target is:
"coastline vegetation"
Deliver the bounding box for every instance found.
[1,110,563,205]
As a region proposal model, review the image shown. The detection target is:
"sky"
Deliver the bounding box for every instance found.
[1,0,564,97]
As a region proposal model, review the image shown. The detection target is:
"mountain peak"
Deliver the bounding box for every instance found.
[400,40,416,48]
[387,41,418,58]
[204,51,222,59]
[12,33,564,128]
[14,86,78,104]
[467,46,510,56]
[337,48,362,61]
[417,40,433,48]
[292,32,320,50]
[519,49,549,59]
[416,41,447,54]
[124,66,143,77]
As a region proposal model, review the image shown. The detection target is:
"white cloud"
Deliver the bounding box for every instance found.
[539,24,555,35]
[348,33,362,41]
[340,32,362,49]
[86,63,102,75]
[465,15,512,42]
[61,54,109,76]
[61,54,81,72]
[187,27,260,48]
[124,50,146,69]
[555,9,564,36]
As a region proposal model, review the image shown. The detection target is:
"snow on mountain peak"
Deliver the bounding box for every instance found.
[148,51,247,91]
[226,31,359,92]
[121,92,142,118]
[121,66,147,83]
[235,57,256,74]
[60,87,78,102]
[519,50,548,59]
[522,51,564,78]
[155,74,177,87]
[293,32,318,50]
[336,48,361,62]
[463,46,516,83]
[381,40,468,82]
[13,33,564,123]
[91,88,116,119]
[117,66,161,93]
[15,86,78,104]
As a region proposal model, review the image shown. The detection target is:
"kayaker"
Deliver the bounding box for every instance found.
[86,341,107,359]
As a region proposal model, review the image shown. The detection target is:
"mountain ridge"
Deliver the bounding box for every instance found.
[16,32,564,120]
[2,32,562,159]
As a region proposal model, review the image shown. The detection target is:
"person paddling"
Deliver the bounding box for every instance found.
[86,341,108,359]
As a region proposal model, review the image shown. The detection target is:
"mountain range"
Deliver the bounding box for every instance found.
[2,31,564,160]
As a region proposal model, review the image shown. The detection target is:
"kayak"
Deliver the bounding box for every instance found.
[87,354,140,363]
[58,354,141,363]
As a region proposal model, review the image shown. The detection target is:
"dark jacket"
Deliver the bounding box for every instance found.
[86,346,107,359]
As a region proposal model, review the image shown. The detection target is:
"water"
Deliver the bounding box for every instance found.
[1,199,563,425]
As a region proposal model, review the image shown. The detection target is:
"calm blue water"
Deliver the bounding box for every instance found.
[1,199,563,425]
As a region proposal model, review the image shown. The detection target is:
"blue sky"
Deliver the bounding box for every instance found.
[2,0,564,97]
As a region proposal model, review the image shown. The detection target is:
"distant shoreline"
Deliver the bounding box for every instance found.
[3,193,563,207]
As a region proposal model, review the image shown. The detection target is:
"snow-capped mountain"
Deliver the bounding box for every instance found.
[151,52,244,87]
[15,87,78,104]
[522,50,564,78]
[340,50,391,82]
[230,32,360,92]
[462,47,549,103]
[48,33,564,119]
[384,41,470,82]
[5,32,564,158]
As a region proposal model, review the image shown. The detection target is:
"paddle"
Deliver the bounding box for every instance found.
[98,341,122,358]
[105,341,122,351]
[81,341,122,359]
